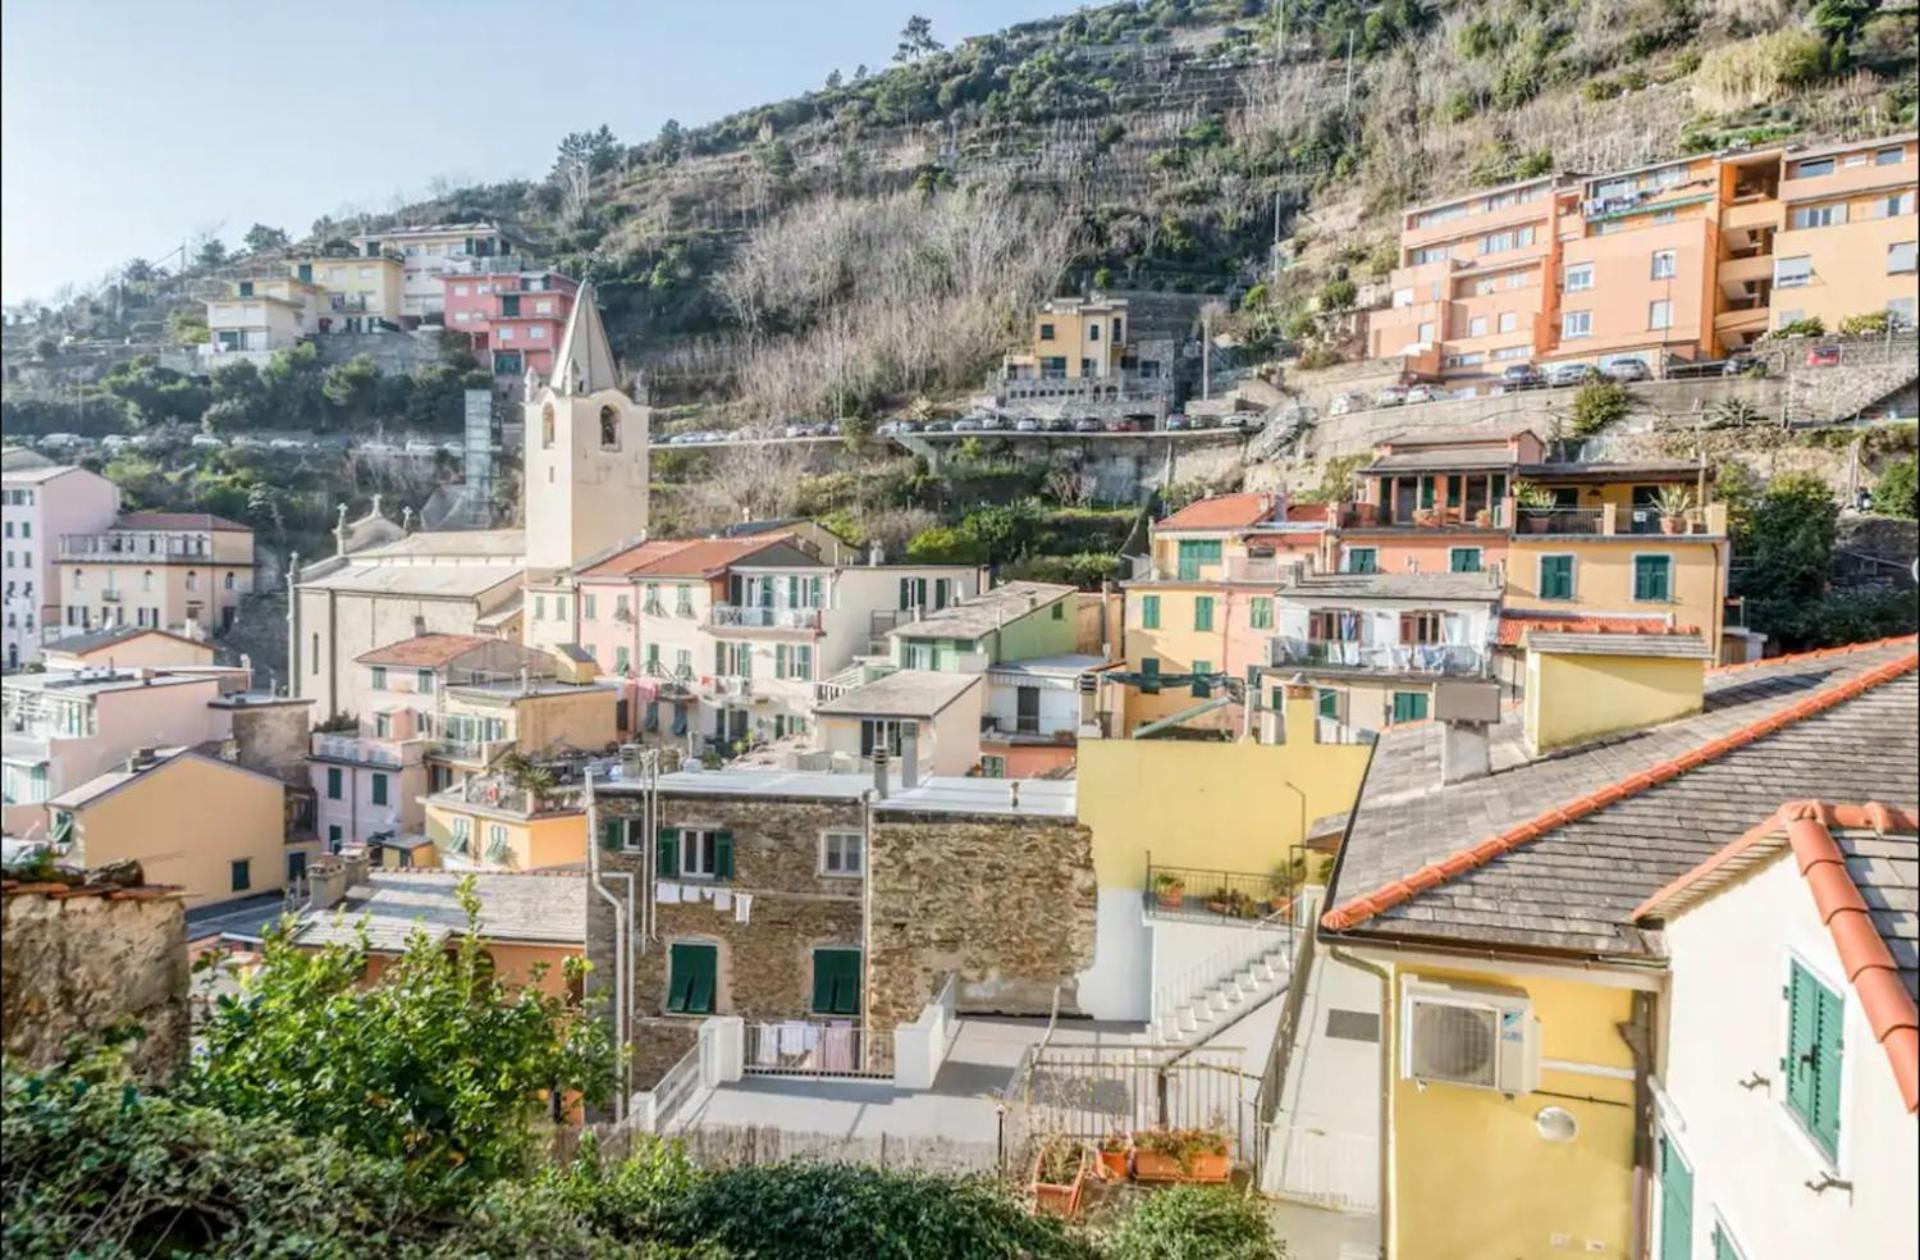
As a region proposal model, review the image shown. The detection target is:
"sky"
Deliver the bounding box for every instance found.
[0,0,1072,306]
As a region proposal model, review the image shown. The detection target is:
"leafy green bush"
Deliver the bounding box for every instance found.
[1839,310,1894,336]
[1872,458,1918,519]
[1771,316,1827,338]
[1105,1185,1276,1260]
[1568,381,1632,437]
[905,524,988,564]
[1315,279,1357,312]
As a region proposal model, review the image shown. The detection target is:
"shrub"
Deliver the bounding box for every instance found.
[1315,278,1357,311]
[1771,316,1827,338]
[904,524,988,564]
[1692,31,1829,110]
[1105,1185,1277,1260]
[1873,458,1918,519]
[1839,310,1893,336]
[1568,381,1632,437]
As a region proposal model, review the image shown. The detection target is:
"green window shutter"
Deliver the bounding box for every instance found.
[669,943,717,1014]
[1392,691,1430,723]
[1711,1224,1742,1260]
[714,831,735,880]
[813,949,862,1015]
[371,774,388,806]
[1635,555,1672,602]
[1141,657,1161,694]
[1194,597,1214,631]
[1450,548,1481,573]
[1658,1136,1693,1260]
[1251,597,1272,629]
[1317,688,1339,719]
[774,644,788,679]
[1812,975,1844,1156]
[600,818,624,851]
[1541,556,1574,600]
[656,829,679,877]
[1141,595,1160,629]
[1191,660,1212,698]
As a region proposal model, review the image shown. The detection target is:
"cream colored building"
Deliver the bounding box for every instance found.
[290,253,406,329]
[48,747,307,908]
[348,222,515,324]
[1003,295,1134,380]
[58,512,254,639]
[810,668,983,777]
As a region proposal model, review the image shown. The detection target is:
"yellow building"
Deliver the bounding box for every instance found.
[1002,294,1133,381]
[48,747,307,907]
[421,782,587,872]
[1766,134,1919,333]
[1520,627,1712,752]
[1301,637,1917,1258]
[57,512,255,639]
[290,253,406,329]
[431,673,620,785]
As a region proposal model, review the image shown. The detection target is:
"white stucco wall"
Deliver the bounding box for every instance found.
[1076,886,1153,1021]
[1656,853,1918,1259]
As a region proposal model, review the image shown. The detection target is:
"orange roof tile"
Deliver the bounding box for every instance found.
[576,536,794,580]
[574,538,697,580]
[1707,634,1920,675]
[355,633,495,668]
[1496,614,1696,647]
[1636,801,1920,1114]
[1320,649,1920,934]
[1156,493,1277,531]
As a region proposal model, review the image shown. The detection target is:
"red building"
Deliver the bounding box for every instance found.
[441,266,579,378]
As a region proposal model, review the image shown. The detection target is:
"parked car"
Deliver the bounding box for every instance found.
[189,434,224,449]
[1190,414,1220,429]
[821,421,842,437]
[1072,417,1103,433]
[924,418,955,432]
[978,413,1008,430]
[1044,417,1075,433]
[1404,384,1439,404]
[438,441,463,455]
[1373,386,1408,408]
[1164,415,1190,431]
[1545,362,1595,388]
[1604,358,1652,383]
[783,423,811,438]
[1500,364,1544,390]
[359,440,396,454]
[1721,353,1764,377]
[403,439,437,455]
[269,437,307,451]
[1806,345,1842,368]
[1327,393,1359,416]
[1013,418,1042,433]
[100,434,130,451]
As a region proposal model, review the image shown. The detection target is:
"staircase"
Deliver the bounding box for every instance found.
[1153,936,1295,1047]
[1782,331,1920,425]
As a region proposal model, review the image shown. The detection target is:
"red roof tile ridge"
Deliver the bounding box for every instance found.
[1320,650,1919,935]
[1707,634,1919,676]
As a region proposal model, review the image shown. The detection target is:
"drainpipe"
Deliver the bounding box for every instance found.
[585,769,629,1122]
[1328,944,1392,1254]
[860,788,875,1073]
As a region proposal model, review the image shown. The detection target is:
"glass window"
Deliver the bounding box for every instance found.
[1875,147,1906,166]
[1649,300,1673,331]
[1794,157,1835,178]
[416,669,434,694]
[371,773,388,807]
[1498,311,1518,333]
[666,942,718,1014]
[820,830,863,876]
[1193,596,1214,632]
[230,859,251,892]
[1469,316,1488,338]
[1651,250,1676,279]
[1249,597,1273,630]
[1563,311,1593,338]
[326,767,342,800]
[1633,555,1673,602]
[1449,548,1483,573]
[370,665,387,690]
[1564,264,1594,292]
[1790,204,1845,230]
[1774,257,1812,288]
[1539,555,1575,600]
[1889,241,1917,275]
[1140,594,1160,629]
[1344,547,1379,575]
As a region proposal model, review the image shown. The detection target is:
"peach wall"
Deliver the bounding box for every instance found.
[1553,217,1718,361]
[1335,534,1509,576]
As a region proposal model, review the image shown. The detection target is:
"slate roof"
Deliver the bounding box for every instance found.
[1635,801,1919,1112]
[1275,571,1502,601]
[1526,631,1715,659]
[1320,638,1919,958]
[41,625,210,657]
[888,582,1075,640]
[293,871,586,953]
[811,668,982,719]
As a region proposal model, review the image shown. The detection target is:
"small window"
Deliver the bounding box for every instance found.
[1650,249,1676,279]
[599,404,620,450]
[1249,596,1273,630]
[1190,659,1213,698]
[1564,264,1594,293]
[1784,958,1843,1159]
[371,773,388,807]
[663,827,733,881]
[230,859,252,892]
[1344,548,1379,575]
[326,767,343,800]
[820,829,863,876]
[811,947,862,1016]
[1563,310,1593,339]
[1875,147,1905,166]
[1038,322,1055,341]
[667,942,718,1014]
[1449,548,1483,573]
[1633,555,1673,602]
[1391,691,1429,723]
[1316,688,1339,720]
[1649,300,1672,331]
[1539,555,1575,601]
[1795,157,1835,178]
[1889,241,1917,275]
[416,669,434,694]
[1140,594,1161,630]
[1774,256,1812,288]
[1051,600,1064,620]
[1193,596,1215,632]
[370,665,387,690]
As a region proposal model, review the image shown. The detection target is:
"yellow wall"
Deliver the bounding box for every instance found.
[1123,584,1239,729]
[1077,694,1370,888]
[1774,209,1920,331]
[1389,961,1639,1260]
[72,754,287,907]
[515,688,618,755]
[423,800,586,871]
[1524,650,1706,752]
[1506,537,1727,645]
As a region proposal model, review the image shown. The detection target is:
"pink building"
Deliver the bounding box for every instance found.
[441,267,579,378]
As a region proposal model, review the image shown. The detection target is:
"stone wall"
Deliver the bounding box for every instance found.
[1,880,188,1079]
[866,813,1096,1030]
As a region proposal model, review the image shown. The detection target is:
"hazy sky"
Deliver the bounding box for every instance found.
[0,0,1069,305]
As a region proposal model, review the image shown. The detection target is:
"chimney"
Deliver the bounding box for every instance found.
[127,746,159,772]
[307,856,350,912]
[412,614,428,637]
[343,849,370,889]
[1439,721,1491,785]
[899,724,920,789]
[868,541,883,567]
[872,747,890,799]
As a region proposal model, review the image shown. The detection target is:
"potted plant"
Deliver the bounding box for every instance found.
[1096,1131,1131,1181]
[1513,481,1556,533]
[1204,886,1236,916]
[1132,1127,1233,1184]
[1153,871,1185,910]
[1653,485,1694,534]
[1030,1134,1091,1217]
[1412,506,1438,528]
[1267,852,1307,913]
[1473,506,1493,528]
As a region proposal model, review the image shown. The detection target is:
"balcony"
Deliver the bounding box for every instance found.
[1515,506,1606,535]
[1225,557,1282,584]
[60,534,210,562]
[440,775,570,817]
[99,589,123,604]
[815,662,896,704]
[1144,862,1300,925]
[1516,502,1725,537]
[310,732,425,767]
[1269,637,1488,677]
[1715,306,1771,337]
[1346,500,1509,531]
[1722,198,1783,232]
[710,605,823,631]
[429,736,514,767]
[706,675,752,699]
[980,713,1075,744]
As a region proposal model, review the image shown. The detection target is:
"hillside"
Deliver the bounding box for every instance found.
[7,0,1915,422]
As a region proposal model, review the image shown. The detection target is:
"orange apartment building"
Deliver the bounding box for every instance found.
[1368,133,1918,387]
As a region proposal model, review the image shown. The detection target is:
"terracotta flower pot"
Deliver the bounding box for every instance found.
[1097,1147,1130,1181]
[1134,1148,1232,1184]
[1031,1147,1090,1218]
[1154,884,1185,909]
[1661,516,1685,535]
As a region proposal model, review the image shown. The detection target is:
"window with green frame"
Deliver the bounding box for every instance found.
[1193,596,1215,631]
[811,947,862,1015]
[1783,958,1843,1159]
[666,942,718,1014]
[1634,554,1673,602]
[1191,660,1213,697]
[326,767,342,800]
[371,773,388,806]
[1175,539,1223,580]
[1141,657,1161,694]
[1317,688,1340,719]
[230,859,251,892]
[1449,547,1483,573]
[1710,1222,1743,1260]
[1391,691,1429,723]
[1345,548,1379,575]
[1539,555,1575,601]
[1140,594,1161,629]
[1657,1135,1693,1260]
[1249,596,1273,629]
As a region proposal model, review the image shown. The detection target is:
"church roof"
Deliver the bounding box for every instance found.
[551,280,620,397]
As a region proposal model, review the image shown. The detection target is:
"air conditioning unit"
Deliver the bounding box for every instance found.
[1402,978,1541,1095]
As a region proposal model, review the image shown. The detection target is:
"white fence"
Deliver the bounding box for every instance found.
[893,972,961,1089]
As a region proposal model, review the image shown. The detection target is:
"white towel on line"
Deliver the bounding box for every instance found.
[733,892,753,924]
[655,881,681,904]
[713,888,733,913]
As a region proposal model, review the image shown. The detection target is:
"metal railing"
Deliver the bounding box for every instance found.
[1268,638,1487,676]
[430,736,514,766]
[710,605,822,630]
[1516,506,1605,535]
[1151,893,1306,1034]
[310,733,423,766]
[815,662,896,704]
[1003,1043,1250,1168]
[744,1019,891,1078]
[60,534,209,560]
[706,675,752,698]
[1144,863,1295,922]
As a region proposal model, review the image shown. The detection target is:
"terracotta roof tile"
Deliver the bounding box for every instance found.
[1496,613,1694,647]
[355,633,496,668]
[577,537,793,580]
[1155,493,1278,531]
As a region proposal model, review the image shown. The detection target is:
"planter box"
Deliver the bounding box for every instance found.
[1096,1147,1130,1181]
[1132,1149,1232,1184]
[1031,1147,1091,1218]
[1154,885,1185,909]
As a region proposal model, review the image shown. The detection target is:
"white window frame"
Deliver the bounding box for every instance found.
[1889,241,1917,275]
[1774,257,1812,288]
[1564,264,1595,293]
[1650,249,1676,280]
[1649,300,1673,331]
[680,826,722,879]
[819,829,864,877]
[1562,311,1593,339]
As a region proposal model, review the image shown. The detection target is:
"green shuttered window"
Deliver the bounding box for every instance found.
[811,948,862,1015]
[1193,596,1215,632]
[1140,595,1160,629]
[1783,959,1843,1159]
[1539,555,1575,601]
[1658,1135,1693,1260]
[667,943,717,1014]
[1634,554,1673,602]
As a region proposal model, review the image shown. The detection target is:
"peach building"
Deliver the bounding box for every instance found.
[58,512,254,639]
[1366,133,1918,384]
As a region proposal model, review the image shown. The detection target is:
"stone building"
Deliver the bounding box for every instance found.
[586,765,1094,1092]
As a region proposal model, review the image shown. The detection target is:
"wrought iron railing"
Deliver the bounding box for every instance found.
[1267,638,1486,676]
[1144,863,1298,924]
[1517,506,1605,535]
[711,605,822,630]
[744,1019,891,1078]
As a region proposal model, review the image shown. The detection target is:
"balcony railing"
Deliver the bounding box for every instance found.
[1144,862,1301,925]
[441,775,572,816]
[60,534,210,561]
[99,590,123,603]
[744,1018,891,1078]
[815,662,896,704]
[711,605,822,631]
[1516,506,1606,535]
[981,713,1075,742]
[706,675,752,698]
[430,736,514,766]
[1269,637,1487,676]
[310,733,425,767]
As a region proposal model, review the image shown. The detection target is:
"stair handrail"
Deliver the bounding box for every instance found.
[1151,892,1306,1027]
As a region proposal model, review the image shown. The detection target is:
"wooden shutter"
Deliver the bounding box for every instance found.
[774,644,788,679]
[812,949,861,1015]
[1811,974,1844,1155]
[714,831,734,880]
[1784,961,1820,1125]
[656,829,679,877]
[599,818,623,851]
[1657,1135,1693,1260]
